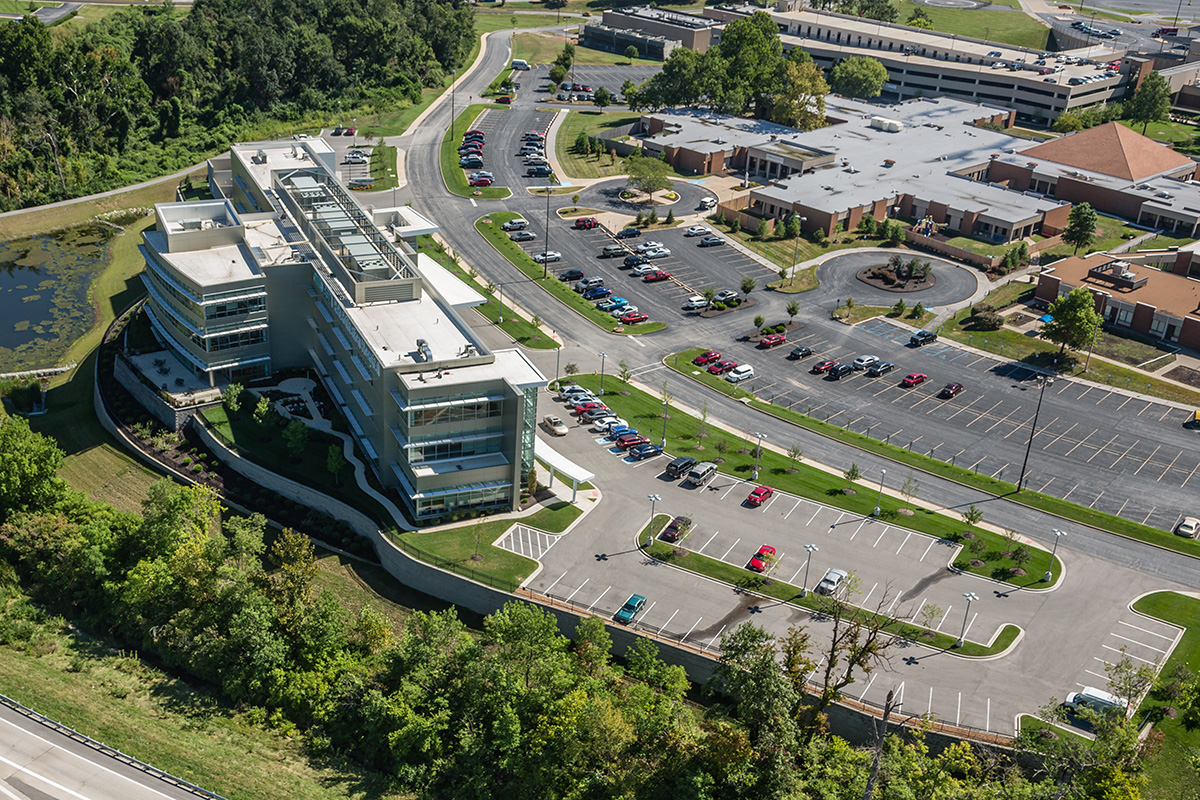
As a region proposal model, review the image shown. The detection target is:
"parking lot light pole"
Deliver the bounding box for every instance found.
[800,544,818,597]
[543,181,553,278]
[873,468,887,517]
[1017,375,1054,491]
[1045,529,1065,583]
[955,592,978,648]
[598,352,608,394]
[660,400,668,447]
[647,494,661,546]
[752,431,766,481]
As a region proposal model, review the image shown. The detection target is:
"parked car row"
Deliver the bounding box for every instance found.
[459,128,486,172]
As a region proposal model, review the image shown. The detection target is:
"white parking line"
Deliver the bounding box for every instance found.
[565,578,590,603]
[698,529,721,553]
[683,617,703,641]
[1117,620,1175,641]
[719,538,742,561]
[861,582,878,607]
[587,586,611,613]
[873,526,890,547]
[544,570,568,594]
[986,698,991,732]
[857,673,877,701]
[936,605,952,631]
[659,608,679,634]
[1043,422,1079,450]
[720,481,740,500]
[1110,632,1168,654]
[1084,669,1109,681]
[928,687,933,714]
[807,507,824,525]
[1102,644,1158,664]
[1063,429,1098,458]
[886,593,901,616]
[1092,656,1114,668]
[961,611,977,641]
[920,539,937,561]
[761,494,781,513]
[849,519,869,540]
[956,693,961,727]
[705,625,727,651]
[896,531,913,554]
[640,601,657,623]
[784,499,803,519]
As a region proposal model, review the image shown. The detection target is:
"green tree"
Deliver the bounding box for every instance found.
[829,56,889,99]
[906,7,934,28]
[1052,109,1084,133]
[1043,285,1102,355]
[900,471,919,510]
[618,359,633,383]
[703,285,717,304]
[222,381,244,413]
[549,63,567,85]
[740,276,757,295]
[892,298,906,317]
[1063,202,1098,254]
[623,44,638,63]
[753,314,766,330]
[647,207,658,225]
[225,512,267,573]
[253,395,271,426]
[772,59,828,130]
[755,218,768,239]
[625,154,670,198]
[283,419,310,459]
[844,462,862,482]
[665,208,675,225]
[716,12,786,117]
[326,444,347,486]
[962,504,983,526]
[785,213,801,239]
[0,415,65,520]
[786,300,799,321]
[1128,71,1171,134]
[592,86,611,109]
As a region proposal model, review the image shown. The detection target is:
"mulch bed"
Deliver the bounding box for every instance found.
[855,266,937,293]
[1164,364,1200,389]
[699,295,758,318]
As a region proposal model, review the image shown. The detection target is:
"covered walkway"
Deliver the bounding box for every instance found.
[534,438,595,504]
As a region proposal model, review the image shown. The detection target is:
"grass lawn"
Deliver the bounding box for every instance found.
[442,104,513,199]
[917,5,1050,49]
[646,538,1020,656]
[366,144,399,191]
[1039,215,1146,260]
[1131,592,1200,800]
[475,212,668,335]
[0,621,402,800]
[658,346,1200,558]
[709,217,897,271]
[1003,127,1057,141]
[0,0,55,10]
[836,304,935,328]
[768,265,819,293]
[416,235,558,349]
[1118,118,1198,148]
[941,233,1015,258]
[513,32,660,66]
[555,111,641,180]
[572,370,1061,587]
[1134,233,1195,252]
[474,11,575,32]
[942,284,1200,407]
[200,406,399,535]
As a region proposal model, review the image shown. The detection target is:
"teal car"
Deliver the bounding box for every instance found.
[615,594,646,624]
[596,296,628,312]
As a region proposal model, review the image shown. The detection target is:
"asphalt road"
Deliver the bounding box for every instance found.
[0,702,203,800]
[385,29,1200,735]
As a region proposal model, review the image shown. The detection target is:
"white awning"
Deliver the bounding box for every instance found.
[534,438,594,485]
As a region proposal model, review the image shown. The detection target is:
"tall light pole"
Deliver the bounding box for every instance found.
[660,400,668,447]
[1018,375,1054,491]
[647,494,661,546]
[955,592,979,649]
[543,180,553,278]
[1045,529,1065,583]
[801,543,818,597]
[598,352,608,394]
[789,215,807,286]
[873,468,887,517]
[751,431,766,481]
[554,344,561,387]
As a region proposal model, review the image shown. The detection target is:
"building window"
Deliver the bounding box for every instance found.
[409,399,503,427]
[206,297,266,320]
[520,387,537,476]
[207,328,267,352]
[1149,317,1167,337]
[1116,308,1134,326]
[409,435,503,462]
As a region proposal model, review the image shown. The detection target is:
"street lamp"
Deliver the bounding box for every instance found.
[800,543,818,597]
[660,400,668,447]
[872,468,887,517]
[751,431,766,481]
[955,592,979,649]
[598,352,608,395]
[543,178,553,278]
[1045,529,1065,583]
[1017,375,1054,491]
[647,494,661,546]
[788,216,807,286]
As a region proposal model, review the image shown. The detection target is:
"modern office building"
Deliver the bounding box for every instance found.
[702,3,1133,121]
[601,6,722,52]
[138,139,546,521]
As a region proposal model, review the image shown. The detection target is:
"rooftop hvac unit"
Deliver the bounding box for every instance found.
[416,339,433,362]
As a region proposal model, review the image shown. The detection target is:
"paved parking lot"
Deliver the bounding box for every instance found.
[497,524,561,560]
[683,316,1200,533]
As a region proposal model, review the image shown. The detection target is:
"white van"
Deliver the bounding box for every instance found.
[511,59,530,70]
[685,461,718,487]
[726,364,754,383]
[1064,687,1128,716]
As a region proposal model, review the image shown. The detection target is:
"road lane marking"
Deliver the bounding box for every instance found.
[896,531,913,554]
[873,526,890,547]
[920,539,937,561]
[719,538,742,561]
[544,571,568,594]
[586,586,611,613]
[683,617,703,641]
[565,579,590,603]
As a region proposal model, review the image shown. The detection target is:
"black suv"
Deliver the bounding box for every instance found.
[829,363,854,379]
[665,455,698,479]
[624,254,649,268]
[911,330,938,346]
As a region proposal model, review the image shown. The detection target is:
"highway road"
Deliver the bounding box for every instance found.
[0,701,208,800]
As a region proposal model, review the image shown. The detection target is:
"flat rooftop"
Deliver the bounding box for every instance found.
[397,348,545,391]
[611,5,721,29]
[1049,253,1200,320]
[231,139,334,193]
[645,108,804,153]
[145,229,264,285]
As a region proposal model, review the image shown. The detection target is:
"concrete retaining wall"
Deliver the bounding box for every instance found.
[114,355,219,431]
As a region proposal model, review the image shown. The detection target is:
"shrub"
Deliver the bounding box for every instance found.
[728,298,740,307]
[774,324,785,334]
[972,310,1004,331]
[711,301,725,310]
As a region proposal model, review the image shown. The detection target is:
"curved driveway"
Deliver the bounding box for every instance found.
[813,252,978,308]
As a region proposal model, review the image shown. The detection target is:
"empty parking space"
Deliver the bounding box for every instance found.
[497,525,562,560]
[1071,610,1181,692]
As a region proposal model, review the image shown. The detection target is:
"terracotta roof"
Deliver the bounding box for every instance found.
[1049,253,1200,321]
[1019,123,1195,182]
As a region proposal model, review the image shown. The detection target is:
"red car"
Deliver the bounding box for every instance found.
[693,350,721,365]
[465,129,485,137]
[900,372,927,388]
[573,401,606,415]
[661,515,692,542]
[746,485,774,507]
[616,434,650,450]
[497,96,513,104]
[939,382,964,399]
[469,177,493,187]
[812,359,839,374]
[573,217,599,229]
[707,360,737,375]
[759,333,787,348]
[643,270,671,282]
[621,311,649,324]
[748,545,776,572]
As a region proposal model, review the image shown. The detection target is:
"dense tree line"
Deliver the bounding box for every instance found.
[0,413,1168,798]
[0,0,474,210]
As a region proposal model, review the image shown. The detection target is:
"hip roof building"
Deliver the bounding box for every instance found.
[138,140,546,522]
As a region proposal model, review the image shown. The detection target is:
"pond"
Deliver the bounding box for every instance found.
[0,223,117,373]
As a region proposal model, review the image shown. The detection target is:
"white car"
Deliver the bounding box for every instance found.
[815,568,849,596]
[611,304,638,317]
[1176,516,1200,538]
[543,415,569,436]
[852,355,879,370]
[682,295,709,311]
[684,225,711,237]
[643,247,671,259]
[532,251,562,263]
[635,241,664,253]
[631,264,657,277]
[592,417,629,432]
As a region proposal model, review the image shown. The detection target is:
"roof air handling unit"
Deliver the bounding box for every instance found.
[869,116,904,133]
[416,339,433,362]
